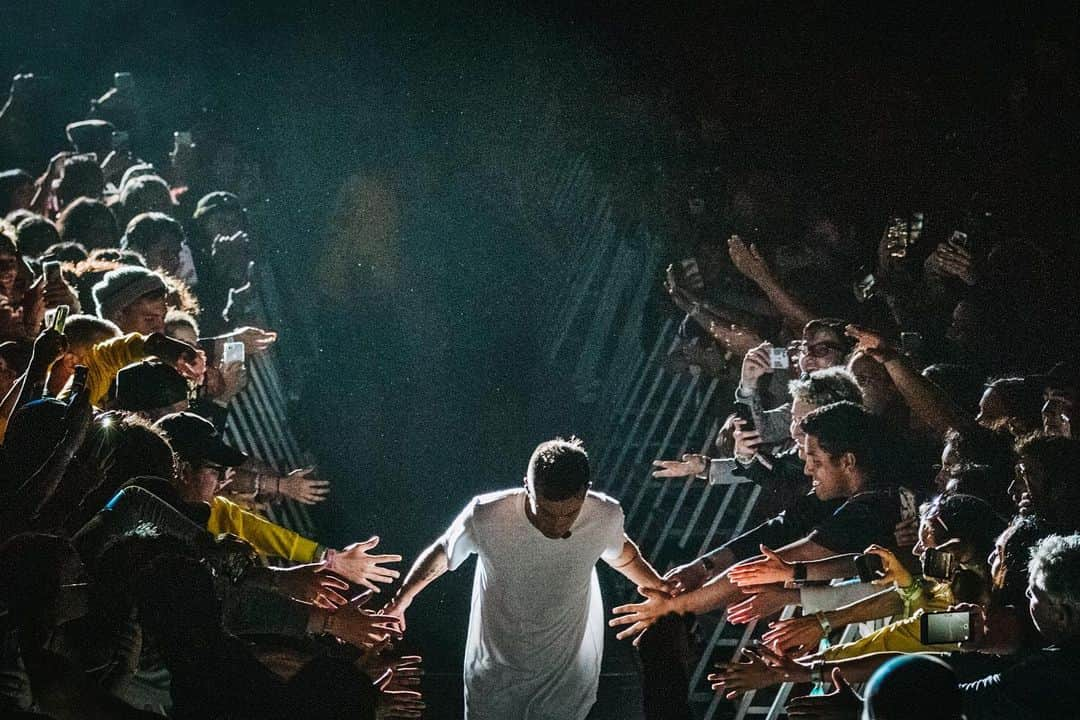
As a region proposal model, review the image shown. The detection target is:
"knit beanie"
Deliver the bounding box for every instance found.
[92,266,168,320]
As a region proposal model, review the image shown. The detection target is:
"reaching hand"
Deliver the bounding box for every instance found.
[925,241,978,286]
[708,645,798,699]
[384,655,423,691]
[727,545,793,587]
[21,275,45,336]
[175,348,207,385]
[785,667,862,719]
[663,559,710,596]
[651,454,706,479]
[727,235,773,284]
[376,689,425,719]
[273,562,350,608]
[323,594,403,649]
[844,324,897,363]
[380,597,409,635]
[329,537,402,592]
[42,274,78,311]
[861,544,911,587]
[706,320,763,357]
[278,466,331,504]
[727,586,798,625]
[229,326,279,357]
[609,586,675,645]
[762,615,826,655]
[29,327,67,374]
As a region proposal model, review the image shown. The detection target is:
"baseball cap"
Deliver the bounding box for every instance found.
[155,412,247,467]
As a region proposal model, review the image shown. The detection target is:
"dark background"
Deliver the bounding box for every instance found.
[3,1,1078,714]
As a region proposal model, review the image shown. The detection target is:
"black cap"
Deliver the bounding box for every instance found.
[155,412,247,467]
[115,360,190,411]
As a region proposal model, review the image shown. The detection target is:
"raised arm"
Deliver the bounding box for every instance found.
[728,235,817,334]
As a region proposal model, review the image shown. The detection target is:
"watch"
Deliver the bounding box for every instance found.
[792,562,807,583]
[701,555,716,573]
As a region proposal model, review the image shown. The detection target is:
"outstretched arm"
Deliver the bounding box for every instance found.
[603,534,667,592]
[382,541,451,632]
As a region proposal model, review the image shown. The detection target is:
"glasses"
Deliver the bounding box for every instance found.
[791,341,846,359]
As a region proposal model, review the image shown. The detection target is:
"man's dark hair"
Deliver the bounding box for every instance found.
[1014,433,1080,532]
[57,197,119,250]
[57,155,105,208]
[15,215,59,257]
[864,655,962,720]
[922,363,985,416]
[122,211,185,257]
[800,401,886,481]
[986,376,1045,436]
[42,240,88,263]
[528,437,591,501]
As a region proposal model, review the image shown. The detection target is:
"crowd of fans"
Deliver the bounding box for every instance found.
[607,206,1080,718]
[0,73,423,719]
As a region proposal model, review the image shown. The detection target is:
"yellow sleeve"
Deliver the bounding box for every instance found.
[821,610,961,660]
[208,496,320,562]
[84,333,149,405]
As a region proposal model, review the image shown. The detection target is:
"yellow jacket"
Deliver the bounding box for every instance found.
[207,495,320,562]
[821,581,956,660]
[84,333,149,405]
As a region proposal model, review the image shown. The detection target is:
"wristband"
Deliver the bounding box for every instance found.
[809,660,827,685]
[814,610,832,637]
[324,548,337,571]
[792,562,807,583]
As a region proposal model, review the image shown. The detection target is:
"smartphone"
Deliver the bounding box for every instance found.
[113,71,133,90]
[769,346,790,370]
[222,341,245,365]
[42,260,62,284]
[900,332,924,356]
[921,547,957,581]
[853,269,878,303]
[52,304,69,334]
[853,553,887,583]
[920,610,973,644]
[949,230,970,252]
[898,487,919,522]
[111,130,130,152]
[174,131,194,148]
[71,365,89,394]
[732,403,755,432]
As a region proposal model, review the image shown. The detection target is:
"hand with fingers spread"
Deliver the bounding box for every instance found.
[651,453,706,479]
[609,586,676,646]
[708,645,799,699]
[762,615,827,655]
[860,544,912,588]
[925,239,978,287]
[377,689,425,719]
[843,324,897,363]
[785,667,862,719]
[727,585,799,625]
[727,545,794,587]
[328,536,402,592]
[272,562,350,608]
[278,466,331,505]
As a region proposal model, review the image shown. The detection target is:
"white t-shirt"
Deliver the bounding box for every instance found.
[441,488,625,720]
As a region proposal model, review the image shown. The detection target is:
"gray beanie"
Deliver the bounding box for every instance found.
[92,266,168,320]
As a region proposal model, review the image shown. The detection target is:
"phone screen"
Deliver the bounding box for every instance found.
[921,611,972,644]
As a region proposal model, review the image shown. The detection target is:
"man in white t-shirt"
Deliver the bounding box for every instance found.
[383,437,668,719]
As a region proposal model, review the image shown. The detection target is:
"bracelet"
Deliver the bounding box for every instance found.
[274,476,281,495]
[253,473,262,496]
[897,577,923,617]
[814,610,832,637]
[809,660,827,685]
[324,548,337,571]
[792,562,807,583]
[320,609,333,636]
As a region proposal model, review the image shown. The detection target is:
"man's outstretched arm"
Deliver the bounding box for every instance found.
[604,534,667,592]
[382,541,451,632]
